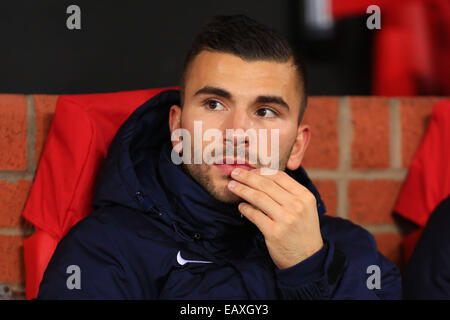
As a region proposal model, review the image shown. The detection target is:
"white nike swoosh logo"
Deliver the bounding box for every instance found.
[176,251,213,265]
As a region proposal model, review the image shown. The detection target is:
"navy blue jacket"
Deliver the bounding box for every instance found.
[403,195,450,299]
[38,90,402,299]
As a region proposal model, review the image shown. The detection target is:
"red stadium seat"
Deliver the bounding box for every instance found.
[22,87,177,299]
[394,99,450,262]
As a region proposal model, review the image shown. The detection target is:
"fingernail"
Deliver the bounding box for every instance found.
[228,180,237,189]
[231,168,240,176]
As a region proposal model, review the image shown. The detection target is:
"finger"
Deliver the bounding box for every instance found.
[238,202,272,236]
[227,180,283,221]
[230,168,292,206]
[255,169,312,198]
[261,170,319,211]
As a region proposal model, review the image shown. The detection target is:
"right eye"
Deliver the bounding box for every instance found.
[204,99,225,111]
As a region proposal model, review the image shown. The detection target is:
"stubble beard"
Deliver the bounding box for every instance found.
[181,145,294,204]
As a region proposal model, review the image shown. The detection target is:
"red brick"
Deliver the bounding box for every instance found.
[351,97,390,169]
[302,97,339,169]
[400,97,443,168]
[313,180,337,216]
[348,180,402,224]
[373,233,404,268]
[0,95,27,170]
[0,180,32,227]
[0,235,25,283]
[34,95,58,163]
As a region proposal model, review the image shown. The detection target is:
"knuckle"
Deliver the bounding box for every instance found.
[306,192,317,206]
[271,227,283,241]
[276,170,285,178]
[242,204,255,218]
[291,197,304,210]
[274,170,285,182]
[237,183,247,195]
[261,178,275,191]
[284,213,296,227]
[247,188,258,200]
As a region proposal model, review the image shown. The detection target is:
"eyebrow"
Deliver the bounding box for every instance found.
[194,85,290,111]
[255,95,290,111]
[194,86,233,101]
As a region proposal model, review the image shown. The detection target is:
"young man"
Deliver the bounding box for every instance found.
[38,15,401,299]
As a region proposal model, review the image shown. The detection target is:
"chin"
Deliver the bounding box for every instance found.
[210,178,242,204]
[183,163,242,204]
[214,191,242,204]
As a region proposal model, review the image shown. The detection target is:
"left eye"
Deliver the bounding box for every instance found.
[256,108,278,118]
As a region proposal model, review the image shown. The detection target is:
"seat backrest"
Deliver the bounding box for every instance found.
[22,87,176,299]
[394,99,450,262]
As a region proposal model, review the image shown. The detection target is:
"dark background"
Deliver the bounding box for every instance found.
[0,0,373,95]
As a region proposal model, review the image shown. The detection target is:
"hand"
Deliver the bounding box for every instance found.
[227,168,324,269]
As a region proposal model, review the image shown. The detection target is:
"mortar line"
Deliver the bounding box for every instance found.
[0,227,34,236]
[362,223,403,234]
[337,179,348,219]
[336,97,351,219]
[307,169,407,180]
[25,95,37,176]
[390,98,402,169]
[338,96,352,172]
[0,171,34,182]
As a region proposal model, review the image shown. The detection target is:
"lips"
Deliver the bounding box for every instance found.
[213,157,255,176]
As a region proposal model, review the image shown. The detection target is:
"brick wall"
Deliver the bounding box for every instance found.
[0,94,445,299]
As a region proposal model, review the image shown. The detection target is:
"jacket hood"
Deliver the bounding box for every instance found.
[92,89,327,243]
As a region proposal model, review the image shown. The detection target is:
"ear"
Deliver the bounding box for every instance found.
[286,124,311,171]
[169,104,182,149]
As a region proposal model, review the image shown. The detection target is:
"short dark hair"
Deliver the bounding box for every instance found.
[179,14,308,123]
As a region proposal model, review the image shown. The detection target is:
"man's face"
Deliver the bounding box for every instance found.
[169,51,310,203]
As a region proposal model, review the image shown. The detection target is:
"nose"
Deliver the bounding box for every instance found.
[223,108,251,146]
